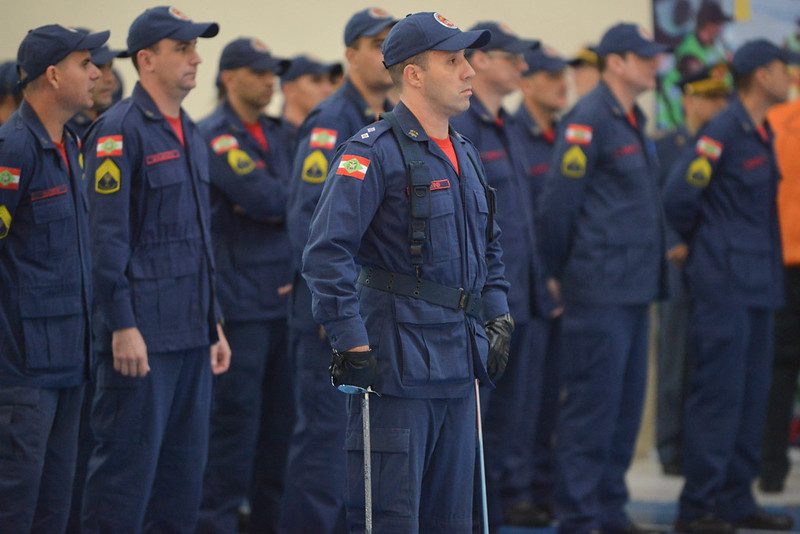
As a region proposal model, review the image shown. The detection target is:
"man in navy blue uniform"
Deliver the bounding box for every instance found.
[67,36,128,139]
[449,21,547,528]
[664,40,798,534]
[506,44,569,528]
[281,55,340,137]
[81,7,231,533]
[197,37,294,534]
[653,66,729,478]
[538,23,667,534]
[280,8,397,532]
[0,60,21,125]
[0,24,103,533]
[303,12,511,532]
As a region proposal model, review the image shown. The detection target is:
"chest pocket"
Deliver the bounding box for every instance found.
[30,193,77,257]
[427,190,460,263]
[145,159,195,233]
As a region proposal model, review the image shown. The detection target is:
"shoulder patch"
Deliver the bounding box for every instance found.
[686,157,712,188]
[211,134,239,154]
[95,158,121,194]
[227,149,256,175]
[565,124,592,145]
[336,154,370,181]
[309,128,338,150]
[302,150,328,184]
[0,205,11,238]
[695,135,722,161]
[97,135,123,157]
[561,145,586,178]
[0,166,21,190]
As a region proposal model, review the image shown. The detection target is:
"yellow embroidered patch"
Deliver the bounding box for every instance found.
[227,149,256,176]
[561,145,586,179]
[95,158,121,194]
[301,150,329,184]
[0,205,11,238]
[686,157,712,188]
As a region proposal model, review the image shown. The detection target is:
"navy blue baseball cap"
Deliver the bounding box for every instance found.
[596,23,668,58]
[344,8,398,47]
[468,22,540,54]
[16,25,109,87]
[219,38,290,75]
[127,6,219,55]
[0,61,20,96]
[523,47,568,75]
[282,55,343,82]
[382,12,491,68]
[73,28,128,66]
[731,39,800,75]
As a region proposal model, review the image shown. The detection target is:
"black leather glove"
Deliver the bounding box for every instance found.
[485,314,515,382]
[329,349,377,394]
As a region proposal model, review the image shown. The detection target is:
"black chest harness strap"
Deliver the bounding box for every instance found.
[354,112,495,319]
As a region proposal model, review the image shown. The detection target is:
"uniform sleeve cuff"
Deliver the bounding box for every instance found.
[481,290,509,323]
[104,299,137,332]
[324,315,369,352]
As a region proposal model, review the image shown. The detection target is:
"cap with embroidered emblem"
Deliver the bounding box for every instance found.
[127,6,218,55]
[219,38,290,75]
[731,39,800,76]
[596,23,668,58]
[16,24,109,86]
[344,8,398,47]
[382,12,491,68]
[468,21,539,54]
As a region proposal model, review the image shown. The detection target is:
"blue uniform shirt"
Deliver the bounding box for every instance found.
[302,101,510,399]
[198,101,293,322]
[0,101,92,387]
[67,111,94,141]
[511,104,557,210]
[286,78,391,332]
[663,95,784,308]
[86,82,219,354]
[451,97,550,321]
[538,81,667,304]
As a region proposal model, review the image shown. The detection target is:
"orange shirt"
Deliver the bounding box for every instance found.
[769,100,800,265]
[432,136,459,175]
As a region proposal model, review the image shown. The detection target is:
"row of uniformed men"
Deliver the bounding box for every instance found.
[0,5,797,534]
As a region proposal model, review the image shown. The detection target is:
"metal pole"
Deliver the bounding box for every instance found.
[362,391,373,534]
[474,379,489,534]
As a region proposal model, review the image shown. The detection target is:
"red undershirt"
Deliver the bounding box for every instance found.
[244,121,269,151]
[432,136,459,175]
[542,128,556,144]
[756,124,769,143]
[165,114,185,146]
[626,110,638,129]
[54,140,69,173]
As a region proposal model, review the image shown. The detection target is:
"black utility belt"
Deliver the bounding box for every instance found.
[357,267,482,320]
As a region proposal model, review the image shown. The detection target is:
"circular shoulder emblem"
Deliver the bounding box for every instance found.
[434,13,457,29]
[169,6,190,21]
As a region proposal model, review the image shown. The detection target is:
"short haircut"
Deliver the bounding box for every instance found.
[131,43,160,73]
[733,70,754,92]
[387,51,429,88]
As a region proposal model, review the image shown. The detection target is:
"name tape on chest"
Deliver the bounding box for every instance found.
[95,158,121,194]
[336,154,370,181]
[0,166,21,190]
[302,150,328,184]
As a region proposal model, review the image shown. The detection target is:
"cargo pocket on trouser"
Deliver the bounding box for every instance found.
[0,387,41,463]
[90,357,146,444]
[345,427,412,518]
[19,294,83,370]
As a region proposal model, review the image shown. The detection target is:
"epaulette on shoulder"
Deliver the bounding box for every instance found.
[350,120,391,147]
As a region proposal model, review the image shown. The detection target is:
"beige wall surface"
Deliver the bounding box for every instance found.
[0,0,652,119]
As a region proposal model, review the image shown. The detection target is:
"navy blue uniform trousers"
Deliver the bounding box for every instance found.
[82,347,211,533]
[0,385,83,533]
[679,301,773,522]
[345,393,476,534]
[555,303,649,534]
[278,326,347,534]
[199,319,291,534]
